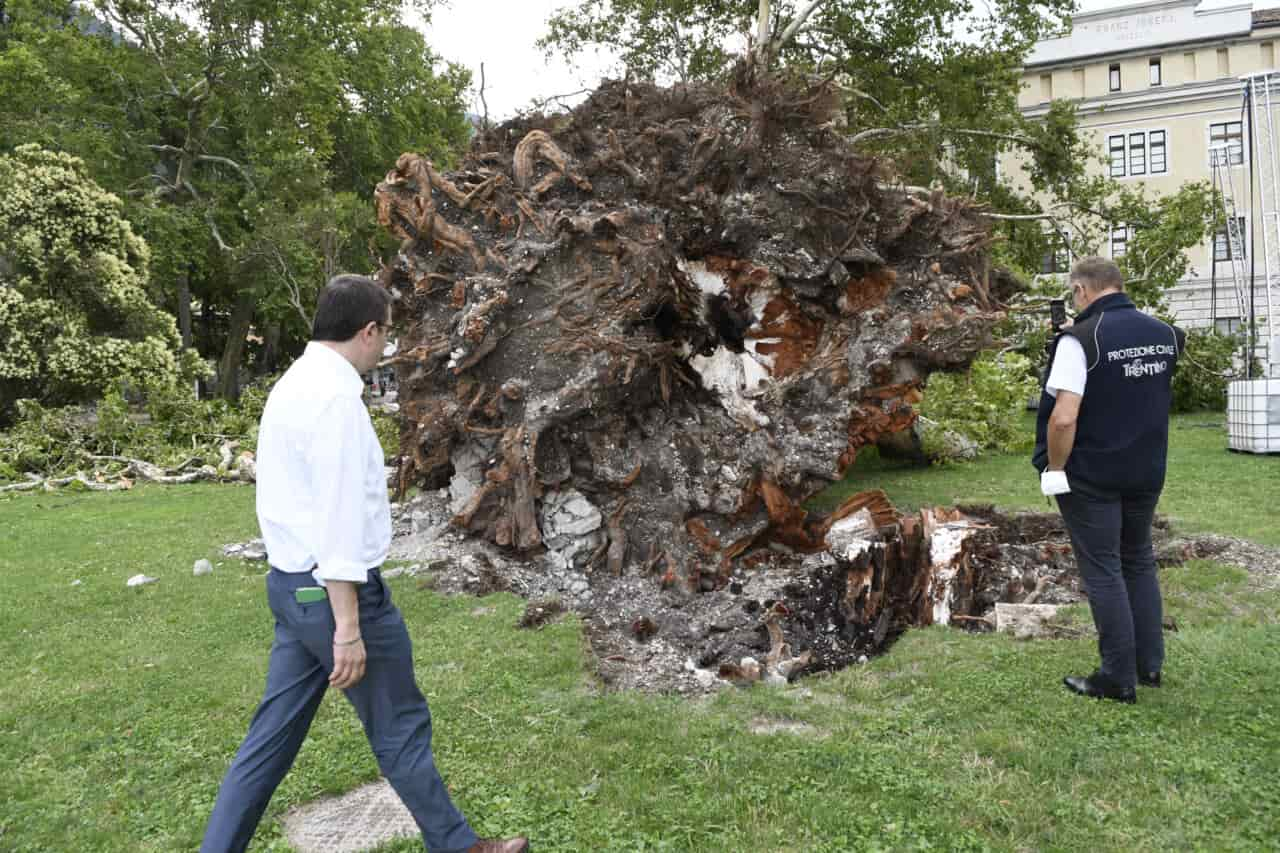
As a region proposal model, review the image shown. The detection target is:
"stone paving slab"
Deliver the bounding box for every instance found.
[282,778,418,853]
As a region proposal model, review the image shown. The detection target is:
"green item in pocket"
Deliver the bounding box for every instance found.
[295,586,327,604]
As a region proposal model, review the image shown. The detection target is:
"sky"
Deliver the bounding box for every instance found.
[412,1,617,120]
[416,0,1280,121]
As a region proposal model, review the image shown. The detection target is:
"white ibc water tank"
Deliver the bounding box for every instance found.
[1227,378,1280,453]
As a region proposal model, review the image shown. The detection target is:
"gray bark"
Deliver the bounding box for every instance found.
[216,289,255,400]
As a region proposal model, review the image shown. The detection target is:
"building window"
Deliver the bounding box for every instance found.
[1109,135,1126,177]
[1215,317,1242,336]
[1150,58,1162,86]
[1150,130,1167,173]
[1210,121,1244,166]
[1108,130,1168,178]
[1111,224,1130,258]
[1129,132,1147,175]
[1214,216,1247,261]
[1039,73,1052,102]
[1109,63,1121,92]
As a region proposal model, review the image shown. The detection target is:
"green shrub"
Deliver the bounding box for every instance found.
[1171,326,1248,413]
[919,351,1040,456]
[0,373,407,483]
[0,399,89,475]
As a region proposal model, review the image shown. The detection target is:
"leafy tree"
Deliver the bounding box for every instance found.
[542,0,753,82]
[540,0,1218,303]
[0,0,471,398]
[1169,325,1245,413]
[0,145,204,422]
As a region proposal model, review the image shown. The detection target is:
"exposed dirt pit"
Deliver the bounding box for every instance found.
[389,490,1249,695]
[213,493,1271,697]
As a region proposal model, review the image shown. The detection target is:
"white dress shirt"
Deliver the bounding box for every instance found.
[256,342,390,585]
[1046,335,1087,398]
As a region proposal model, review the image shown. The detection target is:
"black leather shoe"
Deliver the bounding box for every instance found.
[1063,672,1137,704]
[1139,671,1161,687]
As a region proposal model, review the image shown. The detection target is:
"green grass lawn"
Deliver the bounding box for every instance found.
[1,415,1277,852]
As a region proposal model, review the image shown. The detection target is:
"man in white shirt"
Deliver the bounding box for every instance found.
[202,275,528,853]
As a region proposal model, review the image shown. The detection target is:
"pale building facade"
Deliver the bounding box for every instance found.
[1004,0,1280,343]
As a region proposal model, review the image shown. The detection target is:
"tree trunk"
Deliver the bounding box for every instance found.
[216,289,256,400]
[259,321,282,376]
[176,269,193,350]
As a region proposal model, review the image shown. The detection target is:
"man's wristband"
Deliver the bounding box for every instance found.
[334,635,362,647]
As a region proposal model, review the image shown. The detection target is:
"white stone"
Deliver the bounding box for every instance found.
[543,490,603,541]
[193,559,213,576]
[127,574,158,587]
[693,668,720,689]
[688,346,771,428]
[282,778,418,853]
[995,602,1064,637]
[447,443,488,515]
[563,496,595,518]
[241,543,267,561]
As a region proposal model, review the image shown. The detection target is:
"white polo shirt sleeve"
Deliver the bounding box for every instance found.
[305,395,374,584]
[1045,335,1087,398]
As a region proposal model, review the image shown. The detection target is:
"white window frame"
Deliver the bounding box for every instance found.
[1109,134,1126,177]
[1109,63,1122,92]
[1208,121,1245,169]
[1149,57,1162,87]
[1105,127,1171,179]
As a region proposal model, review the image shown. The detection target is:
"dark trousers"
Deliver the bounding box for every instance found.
[1056,489,1165,688]
[201,568,478,853]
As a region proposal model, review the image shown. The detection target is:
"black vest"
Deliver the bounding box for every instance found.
[1032,293,1185,495]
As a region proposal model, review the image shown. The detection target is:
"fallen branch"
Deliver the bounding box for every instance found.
[0,473,131,493]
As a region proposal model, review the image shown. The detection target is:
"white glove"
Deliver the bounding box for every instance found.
[1040,470,1071,496]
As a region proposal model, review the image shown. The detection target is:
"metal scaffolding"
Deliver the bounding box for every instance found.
[1209,144,1250,340]
[1226,72,1280,454]
[1241,71,1280,377]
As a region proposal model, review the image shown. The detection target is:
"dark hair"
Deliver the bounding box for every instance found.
[1069,256,1124,294]
[312,274,392,342]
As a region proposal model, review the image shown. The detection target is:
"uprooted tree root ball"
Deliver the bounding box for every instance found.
[374,72,1033,688]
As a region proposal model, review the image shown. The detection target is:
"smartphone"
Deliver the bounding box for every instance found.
[295,586,327,604]
[1050,299,1067,330]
